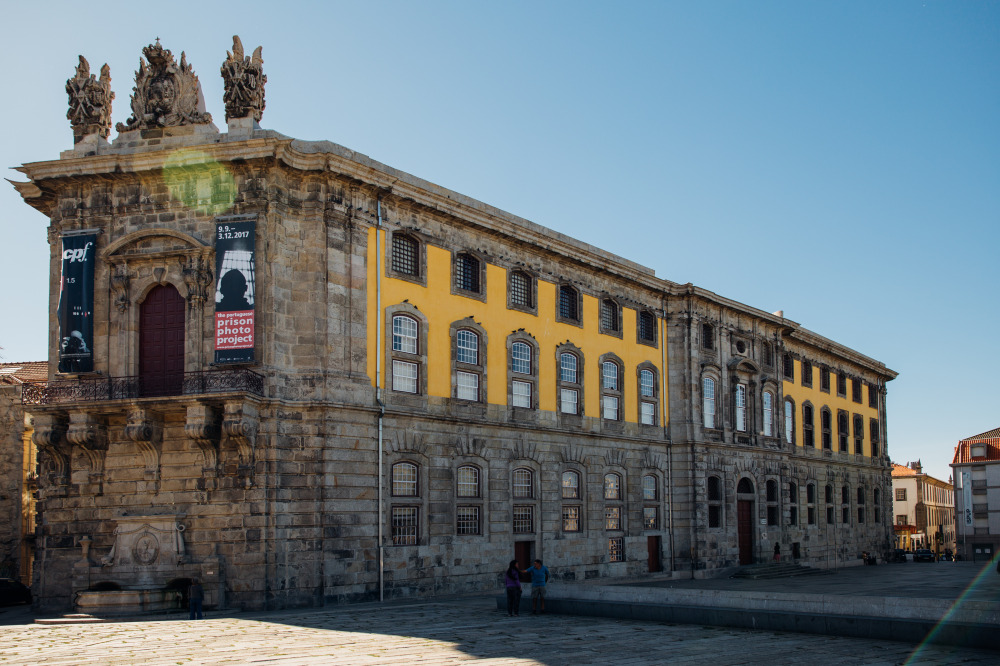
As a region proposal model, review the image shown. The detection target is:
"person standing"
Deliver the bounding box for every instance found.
[529,559,549,615]
[189,578,204,620]
[504,560,523,616]
[773,543,780,563]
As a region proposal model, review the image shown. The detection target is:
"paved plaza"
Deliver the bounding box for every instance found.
[0,592,996,665]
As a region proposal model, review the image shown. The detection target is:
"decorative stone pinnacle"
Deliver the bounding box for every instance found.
[221,35,267,123]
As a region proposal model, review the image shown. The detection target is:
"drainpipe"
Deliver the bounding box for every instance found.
[376,196,385,603]
[660,304,675,573]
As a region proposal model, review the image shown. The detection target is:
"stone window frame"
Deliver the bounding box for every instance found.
[836,371,848,398]
[820,406,833,450]
[599,296,623,339]
[761,341,773,368]
[387,303,429,397]
[856,486,866,524]
[782,353,794,381]
[733,382,749,433]
[761,389,775,438]
[873,487,882,524]
[801,359,813,388]
[852,377,863,403]
[643,472,662,531]
[869,418,881,457]
[556,283,583,327]
[511,460,540,536]
[455,460,486,537]
[701,322,715,351]
[707,474,724,529]
[820,366,831,394]
[868,383,879,408]
[561,467,585,534]
[788,482,799,526]
[806,482,817,526]
[783,397,796,445]
[766,478,779,526]
[636,309,658,347]
[837,409,849,452]
[701,366,722,431]
[802,402,816,447]
[507,332,539,411]
[451,249,487,302]
[895,488,906,502]
[852,413,864,454]
[608,536,625,562]
[507,268,537,315]
[556,342,585,422]
[637,362,659,427]
[604,470,626,532]
[387,230,428,287]
[825,484,835,525]
[450,317,488,403]
[841,485,851,525]
[388,457,428,546]
[599,352,624,423]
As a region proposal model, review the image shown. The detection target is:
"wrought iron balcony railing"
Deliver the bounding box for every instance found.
[21,369,265,406]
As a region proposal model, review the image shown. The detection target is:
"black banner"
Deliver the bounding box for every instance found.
[214,219,256,364]
[57,234,97,373]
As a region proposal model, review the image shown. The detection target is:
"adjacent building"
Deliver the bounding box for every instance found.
[9,38,897,612]
[891,461,954,554]
[952,428,1000,562]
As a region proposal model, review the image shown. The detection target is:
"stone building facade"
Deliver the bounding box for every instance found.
[952,428,1000,562]
[891,461,955,554]
[10,38,896,612]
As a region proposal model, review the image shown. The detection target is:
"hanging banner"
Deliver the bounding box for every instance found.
[962,471,973,528]
[214,218,257,364]
[57,233,97,373]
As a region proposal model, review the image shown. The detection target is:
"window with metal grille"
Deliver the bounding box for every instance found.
[604,473,621,500]
[803,404,815,447]
[643,475,657,500]
[868,383,878,408]
[601,299,620,333]
[820,368,830,392]
[562,505,580,532]
[896,488,906,501]
[513,468,533,498]
[513,505,533,533]
[457,371,479,401]
[762,342,773,367]
[392,462,418,496]
[456,253,480,292]
[762,391,773,437]
[456,506,480,535]
[391,234,419,277]
[837,411,848,451]
[643,506,658,529]
[602,395,619,420]
[392,315,418,354]
[821,408,832,449]
[560,388,578,414]
[638,311,656,342]
[392,360,418,393]
[512,380,531,408]
[560,352,578,383]
[640,402,655,425]
[801,360,812,387]
[837,373,847,397]
[703,377,716,428]
[509,270,532,307]
[511,342,531,374]
[852,378,862,403]
[735,383,747,432]
[701,323,714,350]
[605,506,621,530]
[602,361,619,390]
[558,285,579,320]
[783,354,794,380]
[391,506,418,545]
[456,465,480,497]
[457,330,478,365]
[562,471,580,499]
[609,537,625,562]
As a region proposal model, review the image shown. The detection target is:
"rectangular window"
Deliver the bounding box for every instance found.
[513,469,533,498]
[605,506,622,530]
[703,377,716,428]
[609,537,625,562]
[868,383,878,408]
[560,388,578,415]
[512,380,532,408]
[762,392,773,437]
[735,383,747,432]
[896,514,908,525]
[643,506,658,529]
[842,506,849,524]
[895,488,906,501]
[510,271,531,307]
[391,507,418,546]
[808,507,816,525]
[513,505,533,534]
[640,401,655,425]
[602,395,619,420]
[768,505,779,526]
[562,505,580,532]
[852,378,862,403]
[801,360,812,387]
[391,235,418,277]
[708,505,721,528]
[827,506,834,524]
[820,368,830,392]
[837,373,847,396]
[456,506,480,535]
[456,371,479,401]
[392,360,418,394]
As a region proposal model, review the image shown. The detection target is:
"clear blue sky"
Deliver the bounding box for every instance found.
[1,1,997,482]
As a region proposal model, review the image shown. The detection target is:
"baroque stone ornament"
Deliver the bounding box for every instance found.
[221,35,266,122]
[66,56,114,143]
[116,39,213,132]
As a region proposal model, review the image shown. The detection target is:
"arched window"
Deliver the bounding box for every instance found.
[510,338,535,409]
[602,361,619,390]
[456,465,480,497]
[782,353,794,380]
[392,315,418,354]
[562,470,582,532]
[605,473,623,531]
[643,474,659,529]
[457,329,479,365]
[511,341,531,374]
[391,462,418,496]
[784,399,795,444]
[853,414,864,454]
[703,377,716,429]
[762,391,774,437]
[735,383,748,432]
[707,475,722,528]
[513,468,534,499]
[842,485,850,525]
[604,473,622,500]
[857,487,866,524]
[825,484,835,525]
[561,352,578,383]
[838,411,849,452]
[390,308,425,395]
[455,328,481,401]
[601,359,622,421]
[821,408,832,450]
[802,403,815,447]
[737,478,754,494]
[558,349,582,415]
[762,342,773,367]
[562,471,580,498]
[701,323,714,350]
[806,483,817,525]
[639,367,657,425]
[873,487,882,523]
[638,311,657,343]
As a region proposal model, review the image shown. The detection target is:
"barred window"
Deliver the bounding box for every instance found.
[701,323,714,350]
[511,342,531,374]
[868,383,878,408]
[644,506,658,529]
[789,482,798,526]
[562,471,580,498]
[609,537,625,562]
[456,371,479,401]
[512,380,532,408]
[638,311,656,342]
[510,270,532,307]
[642,474,657,500]
[803,404,815,447]
[838,411,848,452]
[456,506,481,535]
[762,342,773,367]
[601,299,620,333]
[392,360,418,394]
[562,505,580,532]
[783,353,794,380]
[852,378,862,403]
[821,408,832,450]
[456,465,480,497]
[837,372,847,397]
[392,315,418,354]
[391,506,418,545]
[513,468,533,498]
[605,506,622,530]
[767,480,779,526]
[560,353,578,383]
[558,285,579,321]
[820,368,830,392]
[896,488,906,501]
[456,253,480,292]
[708,475,722,528]
[457,330,479,365]
[513,505,534,533]
[604,473,622,500]
[392,462,418,496]
[801,360,812,387]
[391,234,419,277]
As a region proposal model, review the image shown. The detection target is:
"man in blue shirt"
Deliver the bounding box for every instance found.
[529,559,550,614]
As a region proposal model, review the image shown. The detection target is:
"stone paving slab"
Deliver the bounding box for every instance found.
[0,595,997,665]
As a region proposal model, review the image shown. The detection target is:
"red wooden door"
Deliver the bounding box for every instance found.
[140,284,185,397]
[647,536,662,572]
[738,500,754,565]
[515,541,533,583]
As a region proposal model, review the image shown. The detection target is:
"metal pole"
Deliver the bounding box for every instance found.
[376,196,385,603]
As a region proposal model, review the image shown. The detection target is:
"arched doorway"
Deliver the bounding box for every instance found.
[139,284,185,397]
[737,477,755,565]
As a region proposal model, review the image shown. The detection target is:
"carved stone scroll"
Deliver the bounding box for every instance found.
[124,407,163,481]
[116,40,213,132]
[110,267,131,312]
[181,255,213,310]
[31,414,70,488]
[222,401,258,482]
[221,35,267,123]
[66,411,109,481]
[66,56,114,143]
[185,404,221,474]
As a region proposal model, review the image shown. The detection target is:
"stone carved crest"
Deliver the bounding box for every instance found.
[100,516,186,567]
[133,534,159,565]
[116,40,213,132]
[66,56,114,142]
[221,35,266,122]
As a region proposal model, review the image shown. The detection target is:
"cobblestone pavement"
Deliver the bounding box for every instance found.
[0,596,996,665]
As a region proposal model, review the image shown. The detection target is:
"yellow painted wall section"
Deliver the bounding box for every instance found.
[366,228,667,424]
[782,360,881,456]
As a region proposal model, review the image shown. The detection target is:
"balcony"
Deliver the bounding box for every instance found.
[21,369,265,406]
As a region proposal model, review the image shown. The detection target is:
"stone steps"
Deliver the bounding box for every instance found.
[730,563,833,580]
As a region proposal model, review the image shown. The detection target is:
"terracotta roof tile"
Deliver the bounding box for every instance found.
[891,463,918,477]
[952,427,1000,464]
[0,361,48,384]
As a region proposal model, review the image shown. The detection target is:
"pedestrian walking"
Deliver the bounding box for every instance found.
[189,578,204,620]
[504,560,523,616]
[773,543,780,563]
[529,559,550,614]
